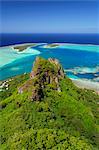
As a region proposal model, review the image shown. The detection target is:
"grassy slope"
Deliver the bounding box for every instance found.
[0,74,99,150]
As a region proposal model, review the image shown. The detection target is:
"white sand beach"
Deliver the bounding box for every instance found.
[72,79,99,94]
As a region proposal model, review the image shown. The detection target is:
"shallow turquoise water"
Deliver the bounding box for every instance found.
[0,47,41,67]
[58,44,99,53]
[0,43,99,81]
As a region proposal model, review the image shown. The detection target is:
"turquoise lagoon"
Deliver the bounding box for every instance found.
[0,46,40,67]
[0,43,99,81]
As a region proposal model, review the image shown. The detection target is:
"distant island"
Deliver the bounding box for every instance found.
[13,43,36,52]
[0,57,99,149]
[1,0,98,149]
[43,43,60,48]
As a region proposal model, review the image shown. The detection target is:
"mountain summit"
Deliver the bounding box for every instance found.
[18,57,65,101]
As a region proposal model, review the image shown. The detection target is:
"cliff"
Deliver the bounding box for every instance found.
[18,57,65,101]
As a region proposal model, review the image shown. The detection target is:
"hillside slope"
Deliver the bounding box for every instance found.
[0,57,99,150]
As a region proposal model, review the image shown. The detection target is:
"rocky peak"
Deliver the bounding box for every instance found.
[30,57,65,79]
[18,57,65,101]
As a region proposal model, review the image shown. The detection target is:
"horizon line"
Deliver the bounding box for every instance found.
[0,33,99,34]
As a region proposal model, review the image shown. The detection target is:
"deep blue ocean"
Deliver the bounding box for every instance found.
[0,33,99,46]
[0,33,99,81]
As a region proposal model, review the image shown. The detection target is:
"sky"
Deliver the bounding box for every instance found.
[0,0,99,34]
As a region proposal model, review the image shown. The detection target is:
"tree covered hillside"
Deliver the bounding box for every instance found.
[0,57,99,150]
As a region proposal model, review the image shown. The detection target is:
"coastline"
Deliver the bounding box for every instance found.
[0,43,99,94]
[0,75,99,95]
[72,78,99,94]
[0,45,41,68]
[0,42,47,48]
[1,42,99,48]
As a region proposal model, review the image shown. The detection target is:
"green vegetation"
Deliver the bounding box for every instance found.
[0,57,99,150]
[13,44,36,51]
[45,43,59,48]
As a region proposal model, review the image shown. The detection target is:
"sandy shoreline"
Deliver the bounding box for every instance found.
[0,43,47,48]
[72,79,99,94]
[1,42,99,48]
[0,77,99,95]
[0,43,99,94]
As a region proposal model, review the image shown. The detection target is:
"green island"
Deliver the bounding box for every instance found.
[44,43,60,48]
[13,43,36,52]
[0,57,99,150]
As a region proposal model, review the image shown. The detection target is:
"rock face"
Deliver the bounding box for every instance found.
[18,57,65,101]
